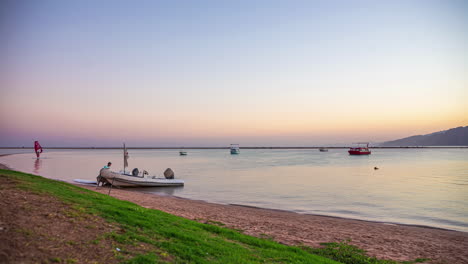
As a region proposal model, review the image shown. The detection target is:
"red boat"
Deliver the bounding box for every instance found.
[348,142,371,155]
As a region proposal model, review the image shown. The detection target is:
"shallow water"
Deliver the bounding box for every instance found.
[1,148,467,232]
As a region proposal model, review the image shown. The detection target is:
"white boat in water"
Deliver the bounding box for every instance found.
[230,144,240,154]
[97,144,184,187]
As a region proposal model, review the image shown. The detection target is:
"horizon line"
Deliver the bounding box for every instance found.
[1,146,468,149]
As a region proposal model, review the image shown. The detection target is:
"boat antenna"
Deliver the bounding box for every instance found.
[109,143,129,196]
[123,142,129,174]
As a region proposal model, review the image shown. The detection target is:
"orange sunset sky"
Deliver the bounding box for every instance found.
[1,1,467,146]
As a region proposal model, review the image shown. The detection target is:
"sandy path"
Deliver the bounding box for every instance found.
[80,185,468,263]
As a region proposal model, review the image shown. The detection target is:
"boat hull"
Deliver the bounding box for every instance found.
[348,143,371,155]
[99,169,184,187]
[348,150,371,155]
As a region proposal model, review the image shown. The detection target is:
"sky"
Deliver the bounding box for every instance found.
[1,0,467,147]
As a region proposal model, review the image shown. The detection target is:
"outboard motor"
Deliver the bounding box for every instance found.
[164,168,174,179]
[132,168,139,176]
[97,168,110,186]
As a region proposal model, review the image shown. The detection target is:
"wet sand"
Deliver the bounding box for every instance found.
[0,155,11,170]
[81,185,467,263]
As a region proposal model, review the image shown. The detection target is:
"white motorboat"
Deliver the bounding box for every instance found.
[230,144,240,154]
[97,143,184,187]
[99,168,184,187]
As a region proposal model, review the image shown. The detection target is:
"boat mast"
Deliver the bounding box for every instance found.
[123,143,126,174]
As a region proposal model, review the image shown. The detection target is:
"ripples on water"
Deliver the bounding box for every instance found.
[1,148,467,232]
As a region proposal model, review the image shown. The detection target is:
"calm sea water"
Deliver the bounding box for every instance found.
[1,148,467,232]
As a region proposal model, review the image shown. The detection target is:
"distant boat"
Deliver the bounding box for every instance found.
[179,147,187,155]
[230,144,240,154]
[319,148,328,152]
[348,142,371,155]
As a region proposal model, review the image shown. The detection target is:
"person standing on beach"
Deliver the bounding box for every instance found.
[34,141,43,158]
[103,162,112,169]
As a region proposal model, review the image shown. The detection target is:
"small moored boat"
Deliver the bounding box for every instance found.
[348,142,371,155]
[319,148,328,152]
[179,147,187,156]
[230,144,240,154]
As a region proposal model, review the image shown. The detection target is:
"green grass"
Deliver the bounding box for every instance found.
[1,169,339,264]
[301,240,428,264]
[1,169,428,264]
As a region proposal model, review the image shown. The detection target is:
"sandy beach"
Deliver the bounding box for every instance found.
[78,184,468,263]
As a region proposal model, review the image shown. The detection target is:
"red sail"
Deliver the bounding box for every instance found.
[34,141,43,158]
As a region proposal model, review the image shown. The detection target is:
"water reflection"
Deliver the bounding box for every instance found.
[132,186,184,196]
[33,158,42,174]
[1,148,467,231]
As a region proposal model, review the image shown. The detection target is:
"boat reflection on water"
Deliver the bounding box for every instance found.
[130,185,184,196]
[33,158,42,174]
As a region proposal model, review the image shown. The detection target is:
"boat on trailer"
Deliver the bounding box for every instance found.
[98,144,184,187]
[348,142,371,155]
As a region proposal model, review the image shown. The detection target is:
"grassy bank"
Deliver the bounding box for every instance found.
[1,169,341,263]
[1,169,429,264]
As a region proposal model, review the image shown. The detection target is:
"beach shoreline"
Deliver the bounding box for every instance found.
[0,154,12,170]
[77,184,468,263]
[1,156,468,263]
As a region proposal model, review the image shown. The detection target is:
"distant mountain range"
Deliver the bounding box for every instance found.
[380,126,468,146]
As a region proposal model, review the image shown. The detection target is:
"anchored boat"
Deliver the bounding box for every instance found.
[230,144,240,154]
[179,147,187,156]
[348,142,371,155]
[97,144,184,187]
